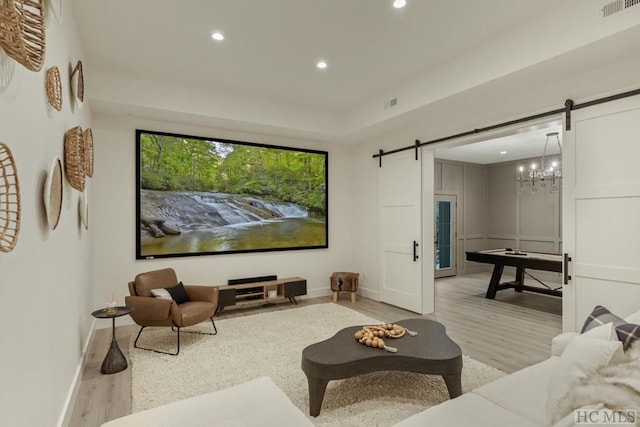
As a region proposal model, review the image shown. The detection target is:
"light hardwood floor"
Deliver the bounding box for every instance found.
[68,272,561,427]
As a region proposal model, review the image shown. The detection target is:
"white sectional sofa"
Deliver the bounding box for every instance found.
[102,307,639,427]
[395,357,556,427]
[396,307,640,427]
[101,376,313,427]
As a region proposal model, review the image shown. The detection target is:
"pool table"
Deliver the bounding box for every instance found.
[465,249,563,299]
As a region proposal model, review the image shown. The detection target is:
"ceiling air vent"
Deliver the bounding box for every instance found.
[602,0,640,18]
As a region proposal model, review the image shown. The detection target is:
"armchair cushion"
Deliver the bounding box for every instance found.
[173,301,216,327]
[133,268,179,297]
[125,295,174,323]
[184,285,218,305]
[166,281,190,304]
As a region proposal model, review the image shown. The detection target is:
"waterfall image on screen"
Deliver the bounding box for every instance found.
[136,130,328,259]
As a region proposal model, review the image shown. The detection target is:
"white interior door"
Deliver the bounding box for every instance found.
[379,149,422,313]
[563,96,640,331]
[434,195,457,278]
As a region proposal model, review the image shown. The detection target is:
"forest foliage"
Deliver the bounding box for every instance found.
[139,132,327,214]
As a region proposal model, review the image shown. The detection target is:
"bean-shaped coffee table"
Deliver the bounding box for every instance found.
[301,318,462,417]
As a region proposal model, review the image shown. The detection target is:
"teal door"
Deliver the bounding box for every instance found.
[434,195,456,278]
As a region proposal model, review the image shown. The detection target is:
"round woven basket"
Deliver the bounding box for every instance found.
[0,142,21,253]
[43,157,63,230]
[64,126,85,192]
[46,66,63,111]
[0,0,46,72]
[83,128,94,177]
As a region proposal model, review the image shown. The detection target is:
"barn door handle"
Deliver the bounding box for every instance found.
[563,253,572,284]
[413,241,419,262]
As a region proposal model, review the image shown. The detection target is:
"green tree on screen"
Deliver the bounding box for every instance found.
[139,133,326,215]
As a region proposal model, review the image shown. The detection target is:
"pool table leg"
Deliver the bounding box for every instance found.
[514,267,525,292]
[485,264,504,299]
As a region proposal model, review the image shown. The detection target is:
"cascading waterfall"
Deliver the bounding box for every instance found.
[191,193,307,226]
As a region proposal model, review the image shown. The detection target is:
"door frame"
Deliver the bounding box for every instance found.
[422,149,435,313]
[434,193,458,278]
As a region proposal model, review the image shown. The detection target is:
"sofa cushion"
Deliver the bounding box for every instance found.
[551,332,579,357]
[546,335,625,426]
[393,393,539,427]
[100,376,313,427]
[551,324,616,357]
[474,357,556,426]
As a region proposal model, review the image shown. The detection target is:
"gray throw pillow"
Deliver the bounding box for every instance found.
[580,305,624,333]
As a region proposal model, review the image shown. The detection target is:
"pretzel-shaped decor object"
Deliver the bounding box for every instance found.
[354,323,418,352]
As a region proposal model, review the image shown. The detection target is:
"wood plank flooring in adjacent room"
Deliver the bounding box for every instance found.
[68,272,562,427]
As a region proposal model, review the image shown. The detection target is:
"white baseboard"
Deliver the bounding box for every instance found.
[358,287,380,301]
[57,317,97,427]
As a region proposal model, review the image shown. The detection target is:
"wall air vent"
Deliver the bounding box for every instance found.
[602,0,640,18]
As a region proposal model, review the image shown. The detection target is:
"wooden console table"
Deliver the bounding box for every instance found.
[217,277,306,312]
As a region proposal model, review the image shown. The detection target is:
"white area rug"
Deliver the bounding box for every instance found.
[131,303,506,426]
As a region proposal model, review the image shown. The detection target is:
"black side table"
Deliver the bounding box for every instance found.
[91,306,134,374]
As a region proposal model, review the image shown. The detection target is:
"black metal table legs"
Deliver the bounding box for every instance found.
[101,317,127,374]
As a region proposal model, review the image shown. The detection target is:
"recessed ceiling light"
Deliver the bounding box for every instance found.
[500,151,507,155]
[211,32,224,41]
[393,0,407,8]
[317,61,327,69]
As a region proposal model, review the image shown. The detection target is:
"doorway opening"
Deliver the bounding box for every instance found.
[431,120,563,316]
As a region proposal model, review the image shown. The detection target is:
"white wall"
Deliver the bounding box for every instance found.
[487,159,562,254]
[0,4,94,427]
[91,114,355,322]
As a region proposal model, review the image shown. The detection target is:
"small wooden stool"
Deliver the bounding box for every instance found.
[330,272,359,303]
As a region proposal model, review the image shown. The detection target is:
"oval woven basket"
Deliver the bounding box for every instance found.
[46,66,63,111]
[64,126,85,192]
[0,142,21,253]
[70,60,84,106]
[43,156,63,230]
[79,188,88,230]
[0,0,46,72]
[83,128,94,177]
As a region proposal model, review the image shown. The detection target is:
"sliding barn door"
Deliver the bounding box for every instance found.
[563,96,640,331]
[379,150,422,313]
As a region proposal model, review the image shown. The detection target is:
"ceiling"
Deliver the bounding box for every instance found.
[435,122,563,165]
[69,1,640,163]
[70,0,555,113]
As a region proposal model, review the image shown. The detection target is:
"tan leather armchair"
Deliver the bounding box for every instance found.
[126,268,219,355]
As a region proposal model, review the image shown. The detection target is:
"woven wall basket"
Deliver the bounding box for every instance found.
[0,142,21,253]
[83,128,93,177]
[43,157,63,230]
[70,60,84,106]
[79,188,88,230]
[0,0,46,72]
[64,126,85,192]
[46,66,62,111]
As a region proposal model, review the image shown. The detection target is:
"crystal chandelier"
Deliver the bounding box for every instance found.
[516,132,562,194]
